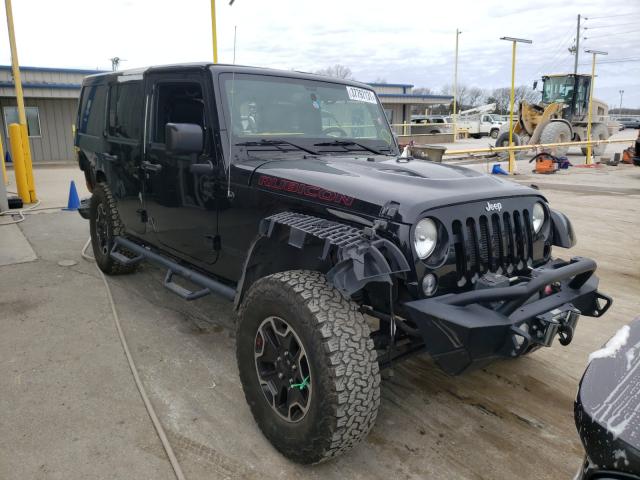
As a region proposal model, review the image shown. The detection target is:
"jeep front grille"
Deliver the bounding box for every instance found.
[451,210,533,286]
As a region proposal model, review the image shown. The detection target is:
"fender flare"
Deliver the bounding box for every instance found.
[234,212,410,307]
[550,209,576,248]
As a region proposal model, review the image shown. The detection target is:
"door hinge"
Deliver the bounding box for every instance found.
[137,209,148,223]
[205,234,221,252]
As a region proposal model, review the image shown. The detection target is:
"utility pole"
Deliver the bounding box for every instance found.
[573,14,581,75]
[211,0,218,63]
[619,90,624,114]
[452,29,460,143]
[585,49,607,165]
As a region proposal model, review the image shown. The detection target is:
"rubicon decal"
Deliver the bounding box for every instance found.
[258,175,354,207]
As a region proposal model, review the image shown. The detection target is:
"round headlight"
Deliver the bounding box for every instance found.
[414,218,438,259]
[532,202,545,233]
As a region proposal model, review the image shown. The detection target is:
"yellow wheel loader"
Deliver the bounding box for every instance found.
[495,74,614,158]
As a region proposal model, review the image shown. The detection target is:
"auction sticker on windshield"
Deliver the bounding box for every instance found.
[346,86,377,104]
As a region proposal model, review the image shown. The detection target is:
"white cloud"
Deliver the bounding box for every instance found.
[0,0,638,106]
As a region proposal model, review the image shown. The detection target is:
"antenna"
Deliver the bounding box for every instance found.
[233,26,237,64]
[226,70,236,200]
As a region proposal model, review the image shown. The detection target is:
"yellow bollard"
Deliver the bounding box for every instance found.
[8,123,30,203]
[19,124,36,201]
[0,130,7,185]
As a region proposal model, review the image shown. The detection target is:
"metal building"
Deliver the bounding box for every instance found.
[0,65,104,164]
[368,83,452,132]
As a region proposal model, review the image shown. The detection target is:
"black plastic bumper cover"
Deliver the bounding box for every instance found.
[403,257,612,375]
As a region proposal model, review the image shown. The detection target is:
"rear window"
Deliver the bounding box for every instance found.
[78,84,107,136]
[108,81,144,140]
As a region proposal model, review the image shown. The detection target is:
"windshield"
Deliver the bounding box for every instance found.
[542,76,575,104]
[488,114,502,122]
[219,73,396,154]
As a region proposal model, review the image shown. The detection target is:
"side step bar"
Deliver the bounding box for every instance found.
[111,237,236,302]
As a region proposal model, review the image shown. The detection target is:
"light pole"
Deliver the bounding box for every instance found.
[619,89,624,115]
[452,29,461,143]
[585,49,607,165]
[500,36,532,174]
[211,0,237,64]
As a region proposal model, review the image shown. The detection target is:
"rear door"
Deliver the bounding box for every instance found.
[104,78,146,235]
[142,69,222,265]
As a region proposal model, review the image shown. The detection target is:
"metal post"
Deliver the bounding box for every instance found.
[619,90,624,115]
[573,14,581,76]
[452,29,460,142]
[211,0,218,63]
[4,0,36,202]
[500,37,532,174]
[585,49,607,165]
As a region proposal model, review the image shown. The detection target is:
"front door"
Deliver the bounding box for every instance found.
[143,71,221,265]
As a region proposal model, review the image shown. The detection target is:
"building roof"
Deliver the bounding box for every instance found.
[0,65,106,75]
[367,82,414,88]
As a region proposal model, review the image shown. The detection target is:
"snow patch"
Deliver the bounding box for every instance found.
[589,325,631,363]
[626,348,637,371]
[614,448,630,467]
[609,417,631,439]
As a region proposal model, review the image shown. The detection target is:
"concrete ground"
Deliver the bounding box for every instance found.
[0,158,639,479]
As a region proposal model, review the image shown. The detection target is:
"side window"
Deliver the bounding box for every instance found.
[4,106,41,137]
[78,84,107,136]
[108,82,144,140]
[153,83,205,144]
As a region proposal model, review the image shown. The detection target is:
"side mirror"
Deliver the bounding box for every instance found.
[533,80,538,91]
[166,123,203,154]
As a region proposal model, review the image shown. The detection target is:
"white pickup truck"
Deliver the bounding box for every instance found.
[456,113,504,139]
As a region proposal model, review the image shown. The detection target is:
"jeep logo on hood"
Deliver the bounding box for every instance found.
[485,201,503,212]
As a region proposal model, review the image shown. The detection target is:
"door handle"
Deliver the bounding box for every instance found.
[103,153,118,162]
[189,161,214,175]
[141,161,163,173]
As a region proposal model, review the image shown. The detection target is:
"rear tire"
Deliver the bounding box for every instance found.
[539,122,572,157]
[89,183,136,275]
[237,270,380,464]
[490,129,499,139]
[580,123,609,157]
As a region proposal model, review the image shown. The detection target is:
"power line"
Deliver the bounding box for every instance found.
[584,12,640,20]
[584,29,639,39]
[585,22,637,29]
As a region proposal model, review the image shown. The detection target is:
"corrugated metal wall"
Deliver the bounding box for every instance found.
[0,97,78,163]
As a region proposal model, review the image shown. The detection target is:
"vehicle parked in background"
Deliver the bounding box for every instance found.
[411,115,452,134]
[75,63,612,465]
[617,117,640,129]
[454,103,504,139]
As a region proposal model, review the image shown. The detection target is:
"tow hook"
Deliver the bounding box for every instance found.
[535,305,580,347]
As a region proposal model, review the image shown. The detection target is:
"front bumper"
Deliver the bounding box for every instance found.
[403,257,612,375]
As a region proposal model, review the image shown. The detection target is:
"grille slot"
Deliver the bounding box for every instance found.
[452,210,533,285]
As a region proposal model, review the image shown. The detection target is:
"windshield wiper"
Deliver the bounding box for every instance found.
[313,140,386,156]
[235,139,317,155]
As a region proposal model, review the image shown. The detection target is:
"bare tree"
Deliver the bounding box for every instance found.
[487,88,511,114]
[373,77,387,84]
[466,87,486,107]
[314,64,353,79]
[412,87,433,95]
[441,83,469,110]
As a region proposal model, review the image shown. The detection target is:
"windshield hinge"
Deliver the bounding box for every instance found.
[379,201,400,221]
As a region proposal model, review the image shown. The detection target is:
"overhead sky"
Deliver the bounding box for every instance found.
[0,0,638,107]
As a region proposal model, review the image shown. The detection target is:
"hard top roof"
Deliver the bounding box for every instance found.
[82,62,375,90]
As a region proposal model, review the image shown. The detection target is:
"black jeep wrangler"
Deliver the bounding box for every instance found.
[75,63,611,464]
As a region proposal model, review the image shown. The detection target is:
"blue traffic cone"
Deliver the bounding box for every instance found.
[491,163,509,175]
[64,180,81,211]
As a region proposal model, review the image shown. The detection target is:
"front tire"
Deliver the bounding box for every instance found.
[237,270,380,464]
[89,183,136,275]
[540,121,572,157]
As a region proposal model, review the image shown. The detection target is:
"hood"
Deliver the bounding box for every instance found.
[575,318,640,475]
[250,155,541,224]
